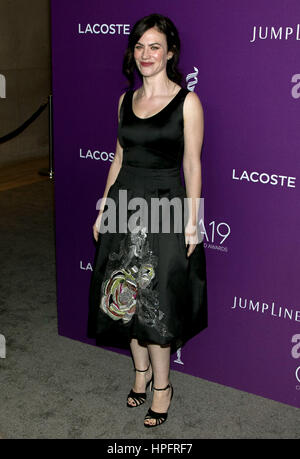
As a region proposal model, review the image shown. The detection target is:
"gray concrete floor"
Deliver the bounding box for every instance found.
[0,179,299,439]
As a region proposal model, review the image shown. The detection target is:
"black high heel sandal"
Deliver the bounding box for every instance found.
[127,362,153,408]
[144,383,174,427]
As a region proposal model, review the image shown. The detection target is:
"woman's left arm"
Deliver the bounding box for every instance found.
[182,91,204,257]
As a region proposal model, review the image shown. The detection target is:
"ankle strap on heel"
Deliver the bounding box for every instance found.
[153,383,171,391]
[134,362,151,373]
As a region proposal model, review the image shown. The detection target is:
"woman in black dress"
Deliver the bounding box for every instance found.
[87,13,207,428]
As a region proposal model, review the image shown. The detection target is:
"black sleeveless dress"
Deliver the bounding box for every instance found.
[87,87,208,354]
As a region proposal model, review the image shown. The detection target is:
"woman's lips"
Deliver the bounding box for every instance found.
[140,62,154,67]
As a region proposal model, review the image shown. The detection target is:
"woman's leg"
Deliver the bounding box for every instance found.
[127,338,152,406]
[145,343,172,426]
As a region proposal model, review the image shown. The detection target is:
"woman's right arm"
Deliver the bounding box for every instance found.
[93,92,126,241]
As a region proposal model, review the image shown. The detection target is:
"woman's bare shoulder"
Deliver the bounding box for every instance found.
[184,90,203,108]
[118,91,127,108]
[117,91,128,120]
[119,91,127,102]
[183,90,204,119]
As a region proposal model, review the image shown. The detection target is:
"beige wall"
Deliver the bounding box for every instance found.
[0,0,51,167]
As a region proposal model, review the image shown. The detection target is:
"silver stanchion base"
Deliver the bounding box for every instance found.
[38,168,54,179]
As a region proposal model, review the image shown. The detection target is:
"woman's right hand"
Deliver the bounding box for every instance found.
[93,212,103,242]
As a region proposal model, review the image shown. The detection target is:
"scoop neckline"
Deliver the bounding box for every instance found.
[131,87,183,120]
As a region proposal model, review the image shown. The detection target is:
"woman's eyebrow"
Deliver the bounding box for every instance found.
[135,42,161,46]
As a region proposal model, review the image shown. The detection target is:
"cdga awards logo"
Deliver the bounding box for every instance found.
[291,334,300,390]
[186,67,199,92]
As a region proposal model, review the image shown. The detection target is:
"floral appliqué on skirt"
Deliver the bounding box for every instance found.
[99,225,168,337]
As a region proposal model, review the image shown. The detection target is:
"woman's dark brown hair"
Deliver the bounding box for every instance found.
[122,13,183,89]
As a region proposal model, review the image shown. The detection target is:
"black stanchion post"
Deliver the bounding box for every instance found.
[48,94,54,179]
[39,94,54,179]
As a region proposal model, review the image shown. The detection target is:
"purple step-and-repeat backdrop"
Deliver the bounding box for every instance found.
[50,0,300,409]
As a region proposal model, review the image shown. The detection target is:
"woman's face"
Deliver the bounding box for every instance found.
[133,27,173,78]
